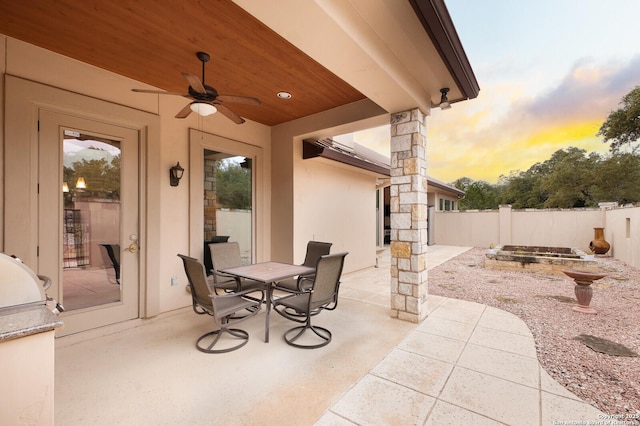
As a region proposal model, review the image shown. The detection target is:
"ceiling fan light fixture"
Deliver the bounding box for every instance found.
[439,87,451,110]
[132,52,258,124]
[190,101,217,116]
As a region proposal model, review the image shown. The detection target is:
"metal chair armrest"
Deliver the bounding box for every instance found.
[297,276,315,292]
[211,271,242,291]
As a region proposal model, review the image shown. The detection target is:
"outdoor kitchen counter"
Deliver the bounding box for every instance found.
[0,305,62,424]
[0,304,63,342]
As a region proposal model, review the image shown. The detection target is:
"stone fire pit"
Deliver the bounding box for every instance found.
[485,245,597,275]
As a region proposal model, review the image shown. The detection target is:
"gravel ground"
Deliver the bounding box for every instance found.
[428,247,640,416]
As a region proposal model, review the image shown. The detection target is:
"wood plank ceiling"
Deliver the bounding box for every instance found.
[0,0,366,126]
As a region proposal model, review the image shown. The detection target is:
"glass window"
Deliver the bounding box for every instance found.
[203,150,252,265]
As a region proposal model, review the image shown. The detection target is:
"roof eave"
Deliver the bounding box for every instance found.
[409,0,480,101]
[427,179,466,197]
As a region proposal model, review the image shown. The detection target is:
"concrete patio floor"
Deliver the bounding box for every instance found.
[54,246,605,425]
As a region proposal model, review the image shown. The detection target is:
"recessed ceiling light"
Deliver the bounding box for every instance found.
[277,91,292,99]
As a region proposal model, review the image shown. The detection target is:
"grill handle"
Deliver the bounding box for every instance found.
[37,274,52,291]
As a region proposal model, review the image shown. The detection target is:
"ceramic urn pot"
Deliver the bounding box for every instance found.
[589,227,610,255]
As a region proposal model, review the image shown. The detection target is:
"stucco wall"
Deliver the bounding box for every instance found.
[605,206,640,267]
[216,209,252,262]
[1,36,271,316]
[434,208,605,250]
[1,34,389,318]
[432,210,499,248]
[270,100,388,269]
[434,206,640,268]
[510,209,604,250]
[294,155,378,273]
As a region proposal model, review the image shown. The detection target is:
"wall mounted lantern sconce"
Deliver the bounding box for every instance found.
[439,88,451,110]
[170,162,184,187]
[240,158,251,169]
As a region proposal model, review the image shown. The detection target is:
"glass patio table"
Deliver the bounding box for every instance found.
[218,261,314,343]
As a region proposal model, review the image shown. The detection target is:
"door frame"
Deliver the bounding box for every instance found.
[4,75,161,320]
[39,111,140,335]
[188,128,266,263]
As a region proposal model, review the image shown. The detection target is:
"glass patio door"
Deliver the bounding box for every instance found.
[38,110,140,336]
[204,150,253,265]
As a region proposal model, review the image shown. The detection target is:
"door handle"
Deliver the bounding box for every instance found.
[127,243,139,253]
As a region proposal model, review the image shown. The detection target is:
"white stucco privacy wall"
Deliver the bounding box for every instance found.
[509,209,604,250]
[432,210,499,248]
[434,205,640,268]
[605,206,640,267]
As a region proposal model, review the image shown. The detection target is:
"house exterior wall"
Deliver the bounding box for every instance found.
[0,36,271,316]
[271,100,388,271]
[1,35,391,318]
[428,190,460,211]
[294,155,378,273]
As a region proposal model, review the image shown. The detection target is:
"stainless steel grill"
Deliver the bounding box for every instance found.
[0,253,61,313]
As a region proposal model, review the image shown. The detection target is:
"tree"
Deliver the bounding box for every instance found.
[451,147,640,210]
[498,169,547,209]
[540,148,600,208]
[67,156,121,200]
[454,178,500,210]
[215,159,251,209]
[591,153,640,205]
[598,86,640,154]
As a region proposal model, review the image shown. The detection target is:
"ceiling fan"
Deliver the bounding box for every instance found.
[132,51,261,124]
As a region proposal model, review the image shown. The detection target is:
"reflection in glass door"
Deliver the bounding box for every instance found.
[39,109,139,336]
[62,131,121,311]
[204,150,252,265]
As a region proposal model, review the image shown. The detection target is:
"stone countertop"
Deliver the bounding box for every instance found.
[0,304,63,342]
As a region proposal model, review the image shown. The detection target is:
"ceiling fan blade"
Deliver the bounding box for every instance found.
[216,94,262,106]
[131,88,189,96]
[215,104,245,124]
[175,103,193,119]
[181,72,206,94]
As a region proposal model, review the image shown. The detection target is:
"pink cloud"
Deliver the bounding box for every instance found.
[427,56,640,183]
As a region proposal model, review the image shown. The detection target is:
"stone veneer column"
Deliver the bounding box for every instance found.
[203,159,218,241]
[389,108,429,323]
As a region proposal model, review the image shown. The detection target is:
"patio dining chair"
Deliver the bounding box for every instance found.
[99,243,120,284]
[272,252,348,349]
[274,241,332,293]
[209,242,265,294]
[178,254,264,353]
[203,236,230,276]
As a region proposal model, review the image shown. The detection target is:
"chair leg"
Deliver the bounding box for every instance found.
[196,328,249,353]
[283,324,332,349]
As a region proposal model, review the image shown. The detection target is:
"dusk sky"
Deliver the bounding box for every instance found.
[353,0,640,184]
